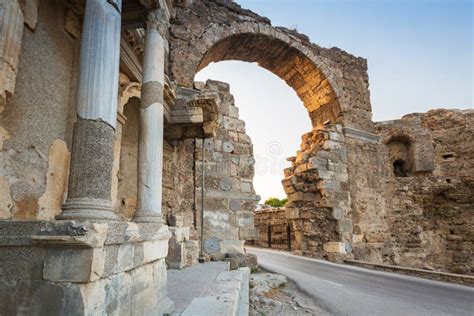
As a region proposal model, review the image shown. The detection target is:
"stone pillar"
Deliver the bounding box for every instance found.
[133,9,169,223]
[58,0,122,221]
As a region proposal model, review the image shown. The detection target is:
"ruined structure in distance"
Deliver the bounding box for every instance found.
[0,0,472,313]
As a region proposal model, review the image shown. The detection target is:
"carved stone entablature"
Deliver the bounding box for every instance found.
[164,87,220,140]
[123,29,145,59]
[187,92,219,124]
[120,32,143,82]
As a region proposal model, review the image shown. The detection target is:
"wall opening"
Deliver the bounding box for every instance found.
[386,135,413,178]
[117,97,140,219]
[393,159,408,177]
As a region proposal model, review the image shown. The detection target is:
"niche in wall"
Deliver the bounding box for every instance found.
[386,135,413,178]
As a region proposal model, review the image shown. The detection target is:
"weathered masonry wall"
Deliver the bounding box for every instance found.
[375,109,474,275]
[254,109,473,275]
[344,127,391,264]
[282,124,352,260]
[169,1,473,275]
[0,1,77,221]
[254,207,294,250]
[194,80,259,258]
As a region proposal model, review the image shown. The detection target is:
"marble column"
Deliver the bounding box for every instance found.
[58,0,121,221]
[133,9,169,223]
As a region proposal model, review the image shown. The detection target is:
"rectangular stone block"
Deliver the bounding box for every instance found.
[323,242,347,254]
[143,238,169,262]
[43,248,105,282]
[307,157,328,170]
[337,219,353,234]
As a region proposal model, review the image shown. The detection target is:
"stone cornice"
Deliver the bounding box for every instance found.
[343,127,380,144]
[120,35,143,82]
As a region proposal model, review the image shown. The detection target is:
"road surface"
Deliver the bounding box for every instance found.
[247,247,474,316]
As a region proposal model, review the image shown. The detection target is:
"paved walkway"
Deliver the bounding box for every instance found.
[248,247,474,316]
[167,262,229,314]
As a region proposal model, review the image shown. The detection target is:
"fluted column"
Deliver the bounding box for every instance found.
[133,9,169,223]
[58,0,122,221]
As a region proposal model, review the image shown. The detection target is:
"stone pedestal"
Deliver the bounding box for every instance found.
[166,226,199,269]
[0,221,174,315]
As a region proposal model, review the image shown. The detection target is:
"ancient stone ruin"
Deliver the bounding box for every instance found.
[0,0,472,313]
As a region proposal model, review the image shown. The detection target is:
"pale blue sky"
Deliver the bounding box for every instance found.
[196,0,473,201]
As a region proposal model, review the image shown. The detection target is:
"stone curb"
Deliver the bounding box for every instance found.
[344,259,474,287]
[237,267,250,316]
[181,268,249,316]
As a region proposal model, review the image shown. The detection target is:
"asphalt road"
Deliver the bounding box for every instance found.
[247,247,474,316]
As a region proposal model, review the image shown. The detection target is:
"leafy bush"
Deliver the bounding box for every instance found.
[264,197,287,208]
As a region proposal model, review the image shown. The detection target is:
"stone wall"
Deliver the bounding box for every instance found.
[375,109,474,275]
[0,1,77,221]
[253,207,293,250]
[254,108,473,275]
[344,127,391,264]
[162,138,196,229]
[194,80,259,257]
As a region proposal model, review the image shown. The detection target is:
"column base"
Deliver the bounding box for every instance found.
[57,198,118,221]
[133,210,164,223]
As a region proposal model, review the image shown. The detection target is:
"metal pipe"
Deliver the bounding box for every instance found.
[198,138,205,263]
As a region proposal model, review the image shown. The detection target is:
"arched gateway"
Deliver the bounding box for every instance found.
[166,0,375,259]
[169,0,373,131]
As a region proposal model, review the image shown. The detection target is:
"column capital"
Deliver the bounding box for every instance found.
[146,8,170,36]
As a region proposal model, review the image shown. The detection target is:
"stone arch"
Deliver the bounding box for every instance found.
[169,1,373,130]
[196,33,341,128]
[118,82,141,115]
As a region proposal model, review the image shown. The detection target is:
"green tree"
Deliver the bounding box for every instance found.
[264,197,288,208]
